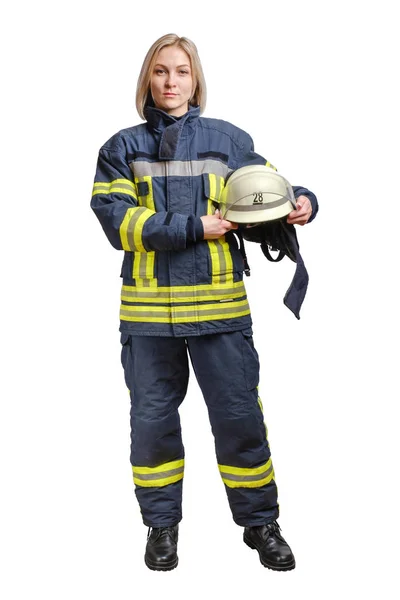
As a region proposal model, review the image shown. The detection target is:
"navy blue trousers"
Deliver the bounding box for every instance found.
[120,328,279,527]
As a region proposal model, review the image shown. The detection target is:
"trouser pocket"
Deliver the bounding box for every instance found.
[240,328,260,390]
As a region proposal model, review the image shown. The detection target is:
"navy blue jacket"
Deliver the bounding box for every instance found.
[91,105,318,336]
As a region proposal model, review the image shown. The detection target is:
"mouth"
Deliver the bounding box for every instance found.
[163,93,177,97]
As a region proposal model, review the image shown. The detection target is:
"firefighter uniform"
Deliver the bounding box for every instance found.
[91,104,318,527]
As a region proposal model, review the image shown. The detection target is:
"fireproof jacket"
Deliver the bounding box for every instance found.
[91,105,318,336]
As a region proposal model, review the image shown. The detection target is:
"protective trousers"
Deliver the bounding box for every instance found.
[120,328,279,528]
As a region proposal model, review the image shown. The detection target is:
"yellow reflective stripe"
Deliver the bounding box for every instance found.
[146,251,156,279]
[132,251,156,282]
[133,208,151,252]
[92,178,137,199]
[120,288,246,303]
[120,298,251,323]
[132,252,142,279]
[206,174,233,284]
[209,238,234,285]
[132,459,184,488]
[220,239,234,284]
[123,281,245,293]
[218,459,274,489]
[121,298,249,314]
[135,175,155,211]
[133,459,184,475]
[134,277,158,287]
[209,173,217,199]
[208,240,221,281]
[133,472,184,487]
[120,207,154,252]
[221,470,275,489]
[218,458,272,477]
[120,281,246,303]
[265,161,277,171]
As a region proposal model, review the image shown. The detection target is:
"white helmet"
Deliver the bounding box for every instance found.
[219,165,296,224]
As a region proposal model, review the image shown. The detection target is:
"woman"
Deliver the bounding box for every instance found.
[91,33,318,572]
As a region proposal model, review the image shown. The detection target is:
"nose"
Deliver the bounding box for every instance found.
[165,72,177,88]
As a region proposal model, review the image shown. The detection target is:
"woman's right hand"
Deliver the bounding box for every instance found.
[201,209,238,239]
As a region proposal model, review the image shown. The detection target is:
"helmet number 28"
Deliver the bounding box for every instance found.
[253,193,264,204]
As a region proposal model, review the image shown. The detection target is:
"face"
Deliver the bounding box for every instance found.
[150,45,194,117]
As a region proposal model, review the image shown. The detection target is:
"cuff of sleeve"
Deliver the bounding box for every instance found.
[293,187,319,223]
[186,215,204,243]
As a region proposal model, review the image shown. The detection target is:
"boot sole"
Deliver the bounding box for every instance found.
[243,536,296,571]
[145,556,179,571]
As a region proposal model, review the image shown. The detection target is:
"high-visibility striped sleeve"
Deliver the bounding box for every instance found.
[132,459,184,488]
[119,206,155,252]
[92,178,137,199]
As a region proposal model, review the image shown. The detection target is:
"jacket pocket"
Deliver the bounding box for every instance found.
[120,251,157,285]
[241,328,260,390]
[132,250,157,286]
[202,172,225,215]
[202,173,244,282]
[132,176,157,285]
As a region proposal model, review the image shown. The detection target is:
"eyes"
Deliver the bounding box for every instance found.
[154,68,190,76]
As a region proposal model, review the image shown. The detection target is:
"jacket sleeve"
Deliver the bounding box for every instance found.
[91,140,203,252]
[232,131,318,223]
[292,186,319,223]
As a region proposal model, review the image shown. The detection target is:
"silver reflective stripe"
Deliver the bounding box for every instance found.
[127,207,147,250]
[221,463,274,482]
[111,182,135,192]
[138,253,147,280]
[120,302,249,319]
[215,240,227,283]
[133,466,184,481]
[121,285,245,300]
[228,197,290,211]
[130,159,232,178]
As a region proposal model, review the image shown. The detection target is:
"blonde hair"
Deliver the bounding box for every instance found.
[136,33,207,120]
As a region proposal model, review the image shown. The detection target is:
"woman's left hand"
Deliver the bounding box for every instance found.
[286,195,312,226]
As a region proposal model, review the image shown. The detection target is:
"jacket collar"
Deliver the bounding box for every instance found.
[144,105,200,160]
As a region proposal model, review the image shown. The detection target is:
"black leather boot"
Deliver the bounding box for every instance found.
[243,521,295,571]
[144,525,179,571]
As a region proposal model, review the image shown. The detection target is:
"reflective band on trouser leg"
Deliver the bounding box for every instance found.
[187,331,279,526]
[132,459,184,487]
[120,334,189,527]
[218,458,274,488]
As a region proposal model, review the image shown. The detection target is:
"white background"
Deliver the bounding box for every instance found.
[1,0,399,598]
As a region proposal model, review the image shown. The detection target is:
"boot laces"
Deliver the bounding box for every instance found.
[147,526,176,540]
[263,521,284,541]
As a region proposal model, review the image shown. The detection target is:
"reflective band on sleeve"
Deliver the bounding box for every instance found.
[132,459,184,488]
[265,161,277,171]
[92,178,137,199]
[120,206,154,252]
[218,459,274,489]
